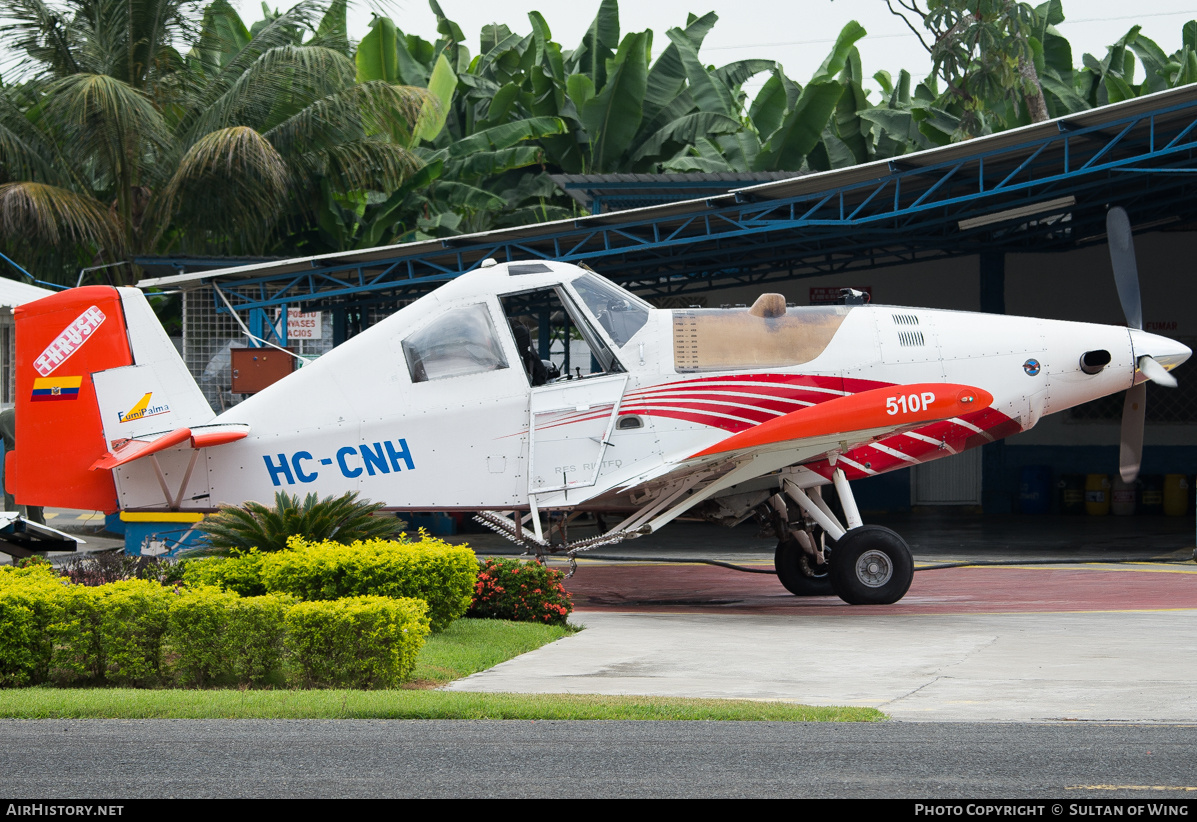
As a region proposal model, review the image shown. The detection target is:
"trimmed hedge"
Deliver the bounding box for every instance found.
[181,552,266,597]
[93,580,172,686]
[285,596,430,689]
[0,568,172,686]
[168,587,292,687]
[183,535,477,631]
[0,566,429,689]
[0,565,93,686]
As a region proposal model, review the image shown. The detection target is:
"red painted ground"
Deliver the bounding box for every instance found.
[563,563,1197,615]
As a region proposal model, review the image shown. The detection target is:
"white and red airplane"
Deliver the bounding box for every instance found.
[8,208,1189,604]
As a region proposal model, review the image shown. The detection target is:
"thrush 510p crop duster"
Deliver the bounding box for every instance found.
[11,208,1188,605]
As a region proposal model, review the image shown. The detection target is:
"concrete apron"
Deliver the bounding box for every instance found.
[445,563,1197,723]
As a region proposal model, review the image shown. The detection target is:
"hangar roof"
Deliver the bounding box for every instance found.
[139,83,1197,313]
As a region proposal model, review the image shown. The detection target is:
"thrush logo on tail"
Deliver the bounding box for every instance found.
[34,307,106,376]
[118,392,171,423]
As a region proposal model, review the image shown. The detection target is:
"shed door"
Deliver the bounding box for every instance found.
[911,448,983,506]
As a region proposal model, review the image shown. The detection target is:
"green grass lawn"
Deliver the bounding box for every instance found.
[0,618,886,722]
[0,688,883,721]
[406,618,577,687]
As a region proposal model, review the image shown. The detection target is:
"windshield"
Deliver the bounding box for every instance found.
[570,273,650,347]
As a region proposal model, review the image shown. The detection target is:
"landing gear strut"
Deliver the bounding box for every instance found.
[771,469,914,605]
[768,493,833,596]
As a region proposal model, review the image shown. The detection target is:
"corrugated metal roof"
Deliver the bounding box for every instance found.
[0,277,54,307]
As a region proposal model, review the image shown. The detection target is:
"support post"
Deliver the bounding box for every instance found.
[248,308,265,348]
[979,250,1005,315]
[333,307,347,347]
[782,480,846,541]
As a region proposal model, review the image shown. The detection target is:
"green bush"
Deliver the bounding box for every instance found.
[265,536,476,632]
[467,558,573,626]
[227,594,290,686]
[185,535,477,632]
[47,585,104,685]
[168,585,240,686]
[180,551,266,596]
[0,593,47,686]
[285,596,430,688]
[0,565,72,685]
[0,555,434,690]
[167,586,290,687]
[93,580,172,686]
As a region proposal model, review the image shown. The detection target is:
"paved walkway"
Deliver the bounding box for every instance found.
[447,515,1197,721]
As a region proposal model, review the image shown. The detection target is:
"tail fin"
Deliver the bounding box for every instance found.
[12,286,213,512]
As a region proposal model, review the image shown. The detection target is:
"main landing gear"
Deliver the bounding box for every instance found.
[765,469,913,605]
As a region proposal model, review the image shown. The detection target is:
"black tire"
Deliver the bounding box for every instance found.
[828,525,914,605]
[774,537,834,596]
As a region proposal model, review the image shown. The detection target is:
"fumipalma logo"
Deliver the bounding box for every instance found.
[118,392,171,423]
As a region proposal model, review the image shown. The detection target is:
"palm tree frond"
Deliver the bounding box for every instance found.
[153,125,288,250]
[0,181,121,250]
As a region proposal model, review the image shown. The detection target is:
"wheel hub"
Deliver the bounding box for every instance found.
[855,549,893,587]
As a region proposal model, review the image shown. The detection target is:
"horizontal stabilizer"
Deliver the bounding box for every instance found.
[0,513,83,558]
[91,424,250,470]
[691,382,993,460]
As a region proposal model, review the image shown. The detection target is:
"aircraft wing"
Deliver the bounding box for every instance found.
[687,382,990,463]
[90,423,250,470]
[591,382,992,527]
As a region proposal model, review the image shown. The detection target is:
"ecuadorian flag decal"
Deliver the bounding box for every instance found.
[32,376,83,402]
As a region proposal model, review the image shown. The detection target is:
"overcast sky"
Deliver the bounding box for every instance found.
[229,0,1197,100]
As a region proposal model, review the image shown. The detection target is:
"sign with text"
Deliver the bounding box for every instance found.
[275,308,323,340]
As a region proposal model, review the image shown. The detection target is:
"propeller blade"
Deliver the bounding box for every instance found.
[1119,382,1146,483]
[1138,354,1178,388]
[1107,207,1143,330]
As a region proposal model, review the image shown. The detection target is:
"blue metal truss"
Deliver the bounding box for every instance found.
[206,93,1197,318]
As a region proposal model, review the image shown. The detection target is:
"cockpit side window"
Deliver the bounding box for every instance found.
[403,303,509,383]
[570,274,650,347]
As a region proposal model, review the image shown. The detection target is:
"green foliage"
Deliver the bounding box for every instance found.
[182,534,477,631]
[198,491,403,553]
[46,585,105,685]
[284,595,430,688]
[167,586,291,686]
[0,565,72,685]
[0,591,52,686]
[168,585,240,686]
[181,551,267,596]
[92,580,172,686]
[467,558,572,626]
[261,535,477,631]
[0,567,424,689]
[5,0,1195,274]
[0,0,426,282]
[228,594,292,685]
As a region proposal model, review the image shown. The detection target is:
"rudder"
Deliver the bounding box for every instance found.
[11,286,213,512]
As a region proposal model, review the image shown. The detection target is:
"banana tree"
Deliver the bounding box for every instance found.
[664,20,865,173]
